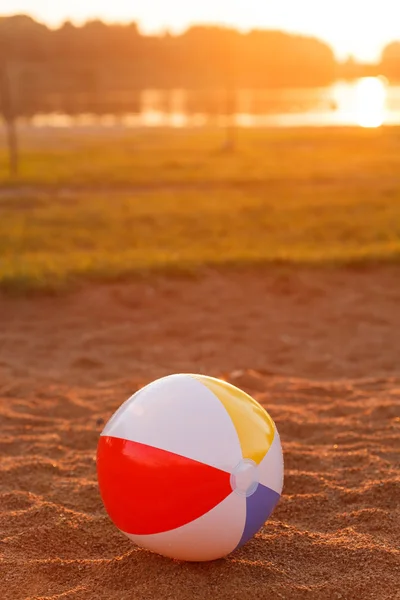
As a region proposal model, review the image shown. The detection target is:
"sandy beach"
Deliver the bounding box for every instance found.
[1,267,399,599]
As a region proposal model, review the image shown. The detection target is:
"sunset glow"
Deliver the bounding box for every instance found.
[354,78,387,128]
[1,0,399,62]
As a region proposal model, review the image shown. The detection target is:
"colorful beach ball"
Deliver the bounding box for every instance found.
[97,373,284,562]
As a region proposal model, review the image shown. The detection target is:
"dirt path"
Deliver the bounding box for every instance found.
[1,172,399,200]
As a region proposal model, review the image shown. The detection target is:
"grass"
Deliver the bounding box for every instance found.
[1,126,400,186]
[1,127,400,293]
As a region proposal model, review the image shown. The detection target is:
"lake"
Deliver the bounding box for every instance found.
[11,77,400,130]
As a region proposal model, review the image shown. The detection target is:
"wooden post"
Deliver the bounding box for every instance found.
[0,60,19,179]
[223,85,236,152]
[222,34,237,153]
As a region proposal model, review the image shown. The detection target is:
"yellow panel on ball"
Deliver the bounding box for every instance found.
[193,375,275,464]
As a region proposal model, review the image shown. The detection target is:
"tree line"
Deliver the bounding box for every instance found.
[0,15,338,117]
[381,43,400,81]
[1,15,399,119]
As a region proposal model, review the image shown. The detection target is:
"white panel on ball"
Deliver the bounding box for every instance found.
[125,490,245,561]
[101,374,243,473]
[256,430,284,495]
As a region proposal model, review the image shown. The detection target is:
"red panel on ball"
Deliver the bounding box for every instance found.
[97,436,232,535]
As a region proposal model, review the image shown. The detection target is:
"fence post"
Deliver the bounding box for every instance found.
[0,60,19,179]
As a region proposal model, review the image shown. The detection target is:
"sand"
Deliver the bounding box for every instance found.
[1,267,399,600]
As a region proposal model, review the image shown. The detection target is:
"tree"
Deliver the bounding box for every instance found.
[381,42,400,82]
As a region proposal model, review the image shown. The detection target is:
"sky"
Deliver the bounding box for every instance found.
[1,0,399,62]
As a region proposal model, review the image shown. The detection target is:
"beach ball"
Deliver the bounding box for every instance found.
[97,373,284,562]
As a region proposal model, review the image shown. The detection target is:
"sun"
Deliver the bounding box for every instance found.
[354,78,387,128]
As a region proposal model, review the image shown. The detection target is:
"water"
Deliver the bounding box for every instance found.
[13,78,400,130]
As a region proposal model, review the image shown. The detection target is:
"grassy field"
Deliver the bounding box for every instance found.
[1,126,400,186]
[1,126,400,292]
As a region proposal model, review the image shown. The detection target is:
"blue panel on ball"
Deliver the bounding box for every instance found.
[236,484,280,549]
